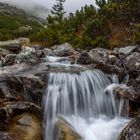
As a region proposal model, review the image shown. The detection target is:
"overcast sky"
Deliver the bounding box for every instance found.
[0,0,96,12]
[47,0,96,12]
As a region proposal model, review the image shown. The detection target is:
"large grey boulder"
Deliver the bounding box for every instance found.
[15,47,36,63]
[124,52,140,71]
[52,43,75,56]
[0,40,21,52]
[116,46,137,55]
[0,61,47,139]
[89,48,118,65]
[0,62,48,105]
[0,66,46,105]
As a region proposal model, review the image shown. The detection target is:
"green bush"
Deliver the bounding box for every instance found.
[31,0,140,49]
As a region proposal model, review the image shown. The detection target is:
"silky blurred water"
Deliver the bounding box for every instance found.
[43,57,130,140]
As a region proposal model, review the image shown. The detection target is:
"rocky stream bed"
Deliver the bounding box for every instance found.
[0,38,140,140]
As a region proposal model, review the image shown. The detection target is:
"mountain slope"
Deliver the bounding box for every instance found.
[0,2,45,41]
[20,3,51,19]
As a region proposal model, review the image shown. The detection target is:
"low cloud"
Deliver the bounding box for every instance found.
[0,0,50,18]
[0,0,96,18]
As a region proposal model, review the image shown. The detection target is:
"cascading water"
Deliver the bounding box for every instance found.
[43,56,130,140]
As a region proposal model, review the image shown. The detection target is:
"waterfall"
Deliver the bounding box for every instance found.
[43,56,129,140]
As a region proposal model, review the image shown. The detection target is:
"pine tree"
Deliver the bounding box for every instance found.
[51,0,66,22]
[95,0,107,8]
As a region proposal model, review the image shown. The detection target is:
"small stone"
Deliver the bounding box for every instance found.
[18,116,32,126]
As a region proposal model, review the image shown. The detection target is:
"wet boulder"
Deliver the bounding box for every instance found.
[124,52,140,71]
[0,63,48,105]
[58,116,82,140]
[108,84,140,117]
[0,74,45,104]
[51,43,75,57]
[111,85,140,102]
[119,115,140,140]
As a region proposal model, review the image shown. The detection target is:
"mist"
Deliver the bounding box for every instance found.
[0,0,96,18]
[0,0,50,18]
[46,0,96,13]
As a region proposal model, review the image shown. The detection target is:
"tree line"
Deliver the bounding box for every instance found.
[31,0,140,49]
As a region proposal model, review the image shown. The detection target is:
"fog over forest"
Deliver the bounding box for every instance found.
[0,0,96,13]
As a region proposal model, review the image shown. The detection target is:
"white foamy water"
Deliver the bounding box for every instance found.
[65,115,129,140]
[43,57,130,140]
[45,56,70,64]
